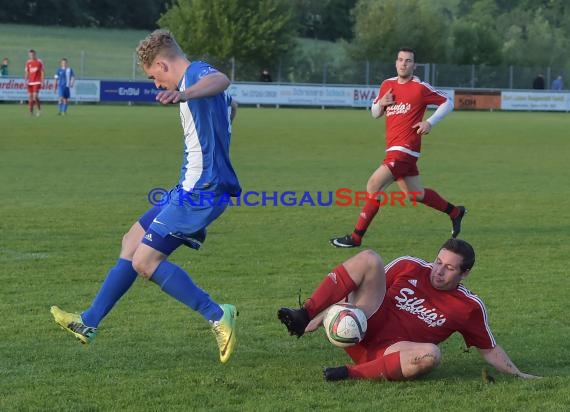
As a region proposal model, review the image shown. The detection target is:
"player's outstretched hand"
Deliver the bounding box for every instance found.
[156,90,186,104]
[517,372,542,380]
[305,311,325,333]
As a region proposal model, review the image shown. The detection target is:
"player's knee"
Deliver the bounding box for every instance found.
[120,231,140,259]
[415,344,441,371]
[131,254,155,279]
[359,249,384,272]
[428,344,441,367]
[366,175,382,193]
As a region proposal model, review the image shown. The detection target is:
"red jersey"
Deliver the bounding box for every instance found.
[361,256,496,350]
[378,76,449,157]
[25,59,44,85]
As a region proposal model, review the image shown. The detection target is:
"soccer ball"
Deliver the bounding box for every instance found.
[323,303,367,348]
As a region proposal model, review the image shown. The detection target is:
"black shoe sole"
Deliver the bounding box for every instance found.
[277,308,306,338]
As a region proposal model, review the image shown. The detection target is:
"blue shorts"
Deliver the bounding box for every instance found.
[58,87,70,99]
[139,187,228,255]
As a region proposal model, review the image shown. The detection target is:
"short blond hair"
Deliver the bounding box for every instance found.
[136,29,184,67]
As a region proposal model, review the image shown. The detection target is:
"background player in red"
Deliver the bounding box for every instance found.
[331,48,465,248]
[24,49,44,116]
[278,239,539,381]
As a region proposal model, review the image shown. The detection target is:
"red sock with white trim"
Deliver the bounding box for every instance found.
[351,198,380,244]
[303,264,357,318]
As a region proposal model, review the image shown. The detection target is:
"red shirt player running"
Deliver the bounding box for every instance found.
[330,47,465,248]
[278,239,539,381]
[24,49,45,116]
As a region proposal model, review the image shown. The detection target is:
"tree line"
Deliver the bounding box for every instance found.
[2,0,569,71]
[0,0,167,29]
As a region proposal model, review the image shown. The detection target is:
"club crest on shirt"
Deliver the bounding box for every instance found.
[394,287,446,327]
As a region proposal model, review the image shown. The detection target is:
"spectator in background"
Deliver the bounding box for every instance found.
[532,74,545,90]
[551,75,563,90]
[1,57,8,76]
[24,49,45,116]
[54,58,75,115]
[259,68,273,82]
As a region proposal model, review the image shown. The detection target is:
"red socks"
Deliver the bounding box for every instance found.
[351,198,380,243]
[421,188,460,218]
[347,351,404,380]
[350,189,460,243]
[303,264,357,318]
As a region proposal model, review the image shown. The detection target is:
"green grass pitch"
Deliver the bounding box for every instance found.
[1,103,569,410]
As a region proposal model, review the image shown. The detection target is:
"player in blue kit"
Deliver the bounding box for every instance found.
[51,30,241,363]
[54,58,75,115]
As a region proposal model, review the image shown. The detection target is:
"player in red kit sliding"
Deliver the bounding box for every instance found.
[25,49,45,117]
[331,48,465,248]
[278,239,539,381]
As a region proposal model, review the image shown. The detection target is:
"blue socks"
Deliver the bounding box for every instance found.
[81,258,138,327]
[81,258,223,327]
[150,260,223,322]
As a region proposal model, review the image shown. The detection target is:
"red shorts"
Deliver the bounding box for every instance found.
[382,150,419,180]
[27,84,41,93]
[343,302,397,364]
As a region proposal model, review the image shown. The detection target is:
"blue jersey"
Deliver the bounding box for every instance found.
[178,61,241,196]
[55,67,74,88]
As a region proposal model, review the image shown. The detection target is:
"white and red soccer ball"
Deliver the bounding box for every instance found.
[323,303,367,348]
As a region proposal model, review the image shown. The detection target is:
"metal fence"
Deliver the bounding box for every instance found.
[237,59,567,90]
[2,50,567,90]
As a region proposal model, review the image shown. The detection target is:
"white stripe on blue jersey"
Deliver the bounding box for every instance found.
[55,67,74,87]
[177,61,241,195]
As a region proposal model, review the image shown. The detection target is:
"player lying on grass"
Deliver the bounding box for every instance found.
[278,239,539,381]
[51,30,240,363]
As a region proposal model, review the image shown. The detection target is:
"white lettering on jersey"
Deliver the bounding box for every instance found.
[385,102,411,117]
[394,287,446,328]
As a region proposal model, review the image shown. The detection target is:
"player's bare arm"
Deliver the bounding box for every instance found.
[156,72,230,105]
[478,345,541,379]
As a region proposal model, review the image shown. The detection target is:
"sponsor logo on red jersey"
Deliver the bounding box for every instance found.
[385,102,411,117]
[394,287,446,328]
